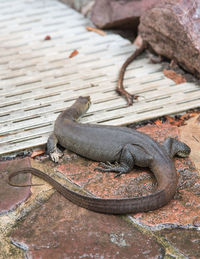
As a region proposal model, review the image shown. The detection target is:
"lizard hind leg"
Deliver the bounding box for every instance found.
[95,144,152,177]
[94,144,135,177]
[47,133,63,163]
[95,161,131,177]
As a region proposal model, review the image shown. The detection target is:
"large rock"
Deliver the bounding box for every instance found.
[59,0,95,17]
[91,0,160,30]
[139,0,200,78]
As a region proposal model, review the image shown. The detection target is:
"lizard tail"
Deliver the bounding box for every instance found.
[117,41,147,106]
[8,167,171,214]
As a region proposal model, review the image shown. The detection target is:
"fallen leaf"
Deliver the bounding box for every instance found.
[154,119,162,126]
[69,49,79,58]
[165,115,179,126]
[31,150,45,158]
[180,113,190,121]
[165,115,174,123]
[180,112,198,122]
[86,26,106,36]
[165,114,188,127]
[163,69,186,84]
[44,35,51,40]
[189,112,199,119]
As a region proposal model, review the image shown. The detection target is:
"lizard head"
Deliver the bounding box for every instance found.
[73,96,91,117]
[163,137,191,158]
[78,96,91,110]
[176,141,191,158]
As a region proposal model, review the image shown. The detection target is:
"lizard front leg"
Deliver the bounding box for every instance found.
[47,133,63,162]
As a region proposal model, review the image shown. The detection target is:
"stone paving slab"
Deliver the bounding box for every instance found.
[1,0,200,257]
[0,116,200,258]
[158,228,200,258]
[0,158,31,215]
[10,192,164,258]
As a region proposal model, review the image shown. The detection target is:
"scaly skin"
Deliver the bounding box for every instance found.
[8,96,191,214]
[117,41,147,106]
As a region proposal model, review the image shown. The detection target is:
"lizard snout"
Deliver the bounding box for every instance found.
[176,142,191,158]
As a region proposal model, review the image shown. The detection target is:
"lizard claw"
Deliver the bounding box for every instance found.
[114,172,124,178]
[127,94,139,106]
[49,148,63,163]
[99,161,112,168]
[94,161,114,172]
[95,161,114,170]
[94,162,125,177]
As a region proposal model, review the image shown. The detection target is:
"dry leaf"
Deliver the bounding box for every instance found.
[44,35,51,40]
[69,49,79,58]
[165,115,174,123]
[161,115,177,126]
[180,114,190,121]
[163,69,186,84]
[86,26,106,36]
[154,119,162,126]
[165,115,185,127]
[31,150,45,158]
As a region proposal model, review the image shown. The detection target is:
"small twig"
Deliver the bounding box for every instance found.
[86,26,106,36]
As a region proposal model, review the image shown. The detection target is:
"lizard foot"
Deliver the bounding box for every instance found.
[95,161,116,171]
[94,162,127,177]
[127,94,139,106]
[98,161,113,168]
[49,148,63,163]
[117,88,138,106]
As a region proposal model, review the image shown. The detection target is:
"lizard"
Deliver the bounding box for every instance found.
[117,40,147,106]
[8,96,191,214]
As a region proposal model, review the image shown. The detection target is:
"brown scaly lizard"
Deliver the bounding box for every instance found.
[117,40,147,105]
[8,96,191,214]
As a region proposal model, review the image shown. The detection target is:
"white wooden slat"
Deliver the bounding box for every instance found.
[0,0,200,156]
[1,86,199,136]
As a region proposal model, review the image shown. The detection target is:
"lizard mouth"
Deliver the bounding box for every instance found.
[177,151,189,158]
[87,96,91,108]
[176,146,191,158]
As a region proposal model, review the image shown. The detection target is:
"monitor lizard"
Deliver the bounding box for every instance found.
[8,96,191,214]
[117,40,147,106]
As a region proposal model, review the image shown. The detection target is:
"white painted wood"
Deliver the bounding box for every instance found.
[0,0,200,155]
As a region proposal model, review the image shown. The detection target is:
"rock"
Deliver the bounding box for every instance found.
[59,0,95,17]
[0,158,32,214]
[91,0,160,30]
[139,0,200,78]
[158,229,200,258]
[10,192,164,258]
